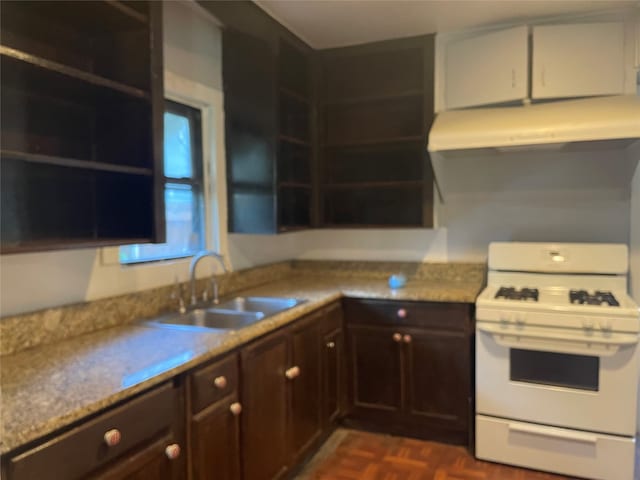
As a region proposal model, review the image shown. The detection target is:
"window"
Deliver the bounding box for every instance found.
[120,100,205,264]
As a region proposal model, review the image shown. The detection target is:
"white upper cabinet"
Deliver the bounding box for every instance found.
[444,26,528,110]
[532,23,625,99]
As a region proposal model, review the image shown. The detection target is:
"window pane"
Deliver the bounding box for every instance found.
[119,99,206,265]
[164,111,192,178]
[119,184,203,264]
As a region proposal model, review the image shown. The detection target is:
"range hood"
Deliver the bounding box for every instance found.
[427,95,640,203]
[428,95,640,152]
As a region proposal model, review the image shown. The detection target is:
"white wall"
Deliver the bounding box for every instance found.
[163,1,223,90]
[228,229,449,270]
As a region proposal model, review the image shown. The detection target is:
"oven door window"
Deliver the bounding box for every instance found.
[510,349,599,391]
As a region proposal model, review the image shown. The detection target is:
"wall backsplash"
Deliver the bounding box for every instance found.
[0,260,485,356]
[0,262,293,356]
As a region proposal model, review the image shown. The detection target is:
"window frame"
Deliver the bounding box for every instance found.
[119,99,206,265]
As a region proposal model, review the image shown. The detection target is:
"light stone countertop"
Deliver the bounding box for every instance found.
[0,274,482,455]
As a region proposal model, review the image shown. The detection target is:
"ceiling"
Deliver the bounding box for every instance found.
[253,0,637,49]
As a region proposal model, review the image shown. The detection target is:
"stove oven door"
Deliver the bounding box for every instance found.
[476,322,639,436]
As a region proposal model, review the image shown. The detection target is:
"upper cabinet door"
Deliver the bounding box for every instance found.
[532,23,625,99]
[445,26,528,109]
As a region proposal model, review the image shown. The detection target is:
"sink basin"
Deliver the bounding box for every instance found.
[147,296,306,331]
[213,296,305,316]
[149,308,264,331]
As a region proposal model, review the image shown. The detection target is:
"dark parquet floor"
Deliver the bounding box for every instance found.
[297,429,583,480]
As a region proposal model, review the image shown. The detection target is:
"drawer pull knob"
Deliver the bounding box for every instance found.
[285,366,301,379]
[230,402,243,416]
[397,308,407,318]
[326,341,335,349]
[403,334,412,344]
[103,429,121,447]
[392,332,402,342]
[214,375,227,389]
[165,443,181,460]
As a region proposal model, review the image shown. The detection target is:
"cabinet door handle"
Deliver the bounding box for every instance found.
[103,428,121,447]
[213,375,227,389]
[392,332,402,343]
[165,443,181,460]
[230,402,243,416]
[285,366,301,379]
[326,341,335,349]
[403,334,412,344]
[397,308,407,319]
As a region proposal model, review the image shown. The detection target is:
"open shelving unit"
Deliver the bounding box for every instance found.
[319,37,435,228]
[0,0,163,253]
[276,39,312,232]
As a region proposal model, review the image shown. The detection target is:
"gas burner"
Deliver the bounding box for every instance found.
[495,287,539,302]
[569,290,620,307]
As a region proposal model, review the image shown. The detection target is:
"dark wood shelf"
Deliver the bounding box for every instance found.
[324,181,423,189]
[1,1,162,253]
[104,0,148,25]
[323,136,424,148]
[279,135,311,147]
[1,150,153,176]
[279,87,310,105]
[2,1,148,35]
[0,46,150,99]
[321,224,425,229]
[278,225,310,233]
[325,89,423,106]
[279,182,312,189]
[0,237,152,255]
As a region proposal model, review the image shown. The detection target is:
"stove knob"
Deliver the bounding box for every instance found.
[514,314,526,326]
[500,315,513,325]
[583,318,594,330]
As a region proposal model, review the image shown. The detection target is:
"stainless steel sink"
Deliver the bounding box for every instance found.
[213,296,305,316]
[149,308,264,331]
[147,296,306,331]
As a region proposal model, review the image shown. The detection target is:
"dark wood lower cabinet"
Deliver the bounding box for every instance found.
[405,328,470,432]
[241,331,290,480]
[289,313,323,465]
[190,397,241,480]
[241,303,343,480]
[96,435,182,480]
[322,303,346,427]
[2,299,474,480]
[348,326,403,414]
[344,299,473,445]
[3,382,185,480]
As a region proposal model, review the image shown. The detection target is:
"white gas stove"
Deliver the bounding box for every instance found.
[475,242,639,480]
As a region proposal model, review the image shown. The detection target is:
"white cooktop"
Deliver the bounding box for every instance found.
[478,285,639,315]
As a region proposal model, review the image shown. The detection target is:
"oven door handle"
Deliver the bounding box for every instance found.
[508,423,598,444]
[478,323,638,356]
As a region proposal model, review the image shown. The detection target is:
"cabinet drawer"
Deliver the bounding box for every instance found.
[8,382,176,480]
[190,354,239,414]
[344,299,470,331]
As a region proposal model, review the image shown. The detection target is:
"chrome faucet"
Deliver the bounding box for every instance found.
[189,250,228,306]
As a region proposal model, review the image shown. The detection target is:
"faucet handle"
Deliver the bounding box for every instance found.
[172,276,187,314]
[211,280,219,305]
